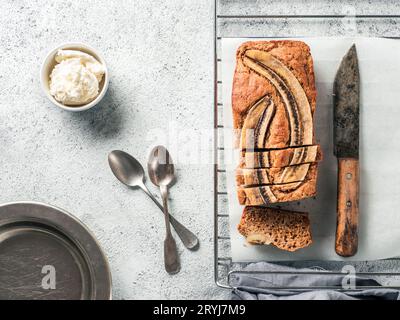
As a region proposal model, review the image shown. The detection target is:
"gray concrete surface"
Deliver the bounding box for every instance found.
[1,0,400,300]
[0,0,222,300]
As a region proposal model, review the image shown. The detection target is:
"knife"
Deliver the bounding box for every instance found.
[333,44,360,257]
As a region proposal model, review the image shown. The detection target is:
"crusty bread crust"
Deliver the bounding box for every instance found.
[232,40,317,149]
[237,206,312,251]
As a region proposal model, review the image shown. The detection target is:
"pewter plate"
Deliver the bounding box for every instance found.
[0,202,112,300]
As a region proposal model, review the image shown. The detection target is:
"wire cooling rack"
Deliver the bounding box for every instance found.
[213,0,400,290]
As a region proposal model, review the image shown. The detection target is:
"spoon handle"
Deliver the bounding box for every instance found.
[168,213,199,250]
[138,183,199,250]
[138,182,164,211]
[160,184,180,274]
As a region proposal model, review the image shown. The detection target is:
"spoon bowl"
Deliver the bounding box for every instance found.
[108,150,145,188]
[148,146,175,187]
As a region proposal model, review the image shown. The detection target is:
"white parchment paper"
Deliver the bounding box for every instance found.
[222,37,400,262]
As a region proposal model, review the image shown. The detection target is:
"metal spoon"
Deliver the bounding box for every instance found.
[108,150,199,252]
[147,146,180,274]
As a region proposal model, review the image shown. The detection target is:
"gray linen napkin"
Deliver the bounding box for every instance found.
[231,262,400,300]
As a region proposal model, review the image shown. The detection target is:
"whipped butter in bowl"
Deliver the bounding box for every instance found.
[41,43,109,111]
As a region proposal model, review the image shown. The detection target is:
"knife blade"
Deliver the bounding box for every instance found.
[333,44,360,257]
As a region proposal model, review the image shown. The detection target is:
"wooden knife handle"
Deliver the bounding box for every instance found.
[335,158,359,257]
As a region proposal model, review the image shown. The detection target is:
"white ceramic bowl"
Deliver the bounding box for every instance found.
[40,43,109,112]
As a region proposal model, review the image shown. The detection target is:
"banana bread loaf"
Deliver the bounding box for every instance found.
[232,40,319,205]
[232,40,317,150]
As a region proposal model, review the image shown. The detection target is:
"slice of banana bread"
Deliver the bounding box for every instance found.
[237,178,316,205]
[238,206,312,252]
[239,145,322,169]
[236,163,317,186]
